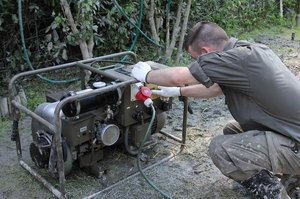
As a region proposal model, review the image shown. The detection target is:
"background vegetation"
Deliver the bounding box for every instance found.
[1,2,300,198]
[0,0,300,116]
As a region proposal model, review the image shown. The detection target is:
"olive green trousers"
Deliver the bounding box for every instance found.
[209,121,300,181]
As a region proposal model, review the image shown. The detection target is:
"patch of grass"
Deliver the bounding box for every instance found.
[238,25,284,40]
[279,26,300,41]
[25,88,47,111]
[21,76,81,111]
[238,24,300,43]
[0,119,11,137]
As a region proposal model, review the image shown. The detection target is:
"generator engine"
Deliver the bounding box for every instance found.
[29,64,172,176]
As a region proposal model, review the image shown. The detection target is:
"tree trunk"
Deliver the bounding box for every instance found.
[60,0,92,59]
[165,0,183,60]
[175,0,192,64]
[165,0,171,49]
[279,0,283,17]
[87,16,94,58]
[144,0,160,43]
[79,40,91,59]
[0,88,26,118]
[296,0,300,27]
[87,37,94,58]
[0,96,9,118]
[155,16,163,35]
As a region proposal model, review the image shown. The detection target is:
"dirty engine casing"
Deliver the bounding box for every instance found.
[29,64,172,176]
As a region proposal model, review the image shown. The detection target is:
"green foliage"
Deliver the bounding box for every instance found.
[26,2,69,67]
[51,0,100,45]
[25,88,46,110]
[0,118,11,137]
[49,0,140,56]
[189,0,218,22]
[37,29,68,64]
[191,0,275,36]
[0,0,17,31]
[93,1,139,54]
[189,0,291,36]
[1,0,300,90]
[1,0,299,115]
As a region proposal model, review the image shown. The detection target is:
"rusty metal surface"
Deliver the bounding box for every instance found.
[20,160,65,199]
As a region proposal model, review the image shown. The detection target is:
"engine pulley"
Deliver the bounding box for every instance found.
[30,131,52,168]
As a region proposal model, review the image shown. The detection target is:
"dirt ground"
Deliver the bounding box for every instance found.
[1,26,300,199]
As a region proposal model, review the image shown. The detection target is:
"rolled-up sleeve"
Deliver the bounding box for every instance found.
[188,61,214,88]
[189,47,251,94]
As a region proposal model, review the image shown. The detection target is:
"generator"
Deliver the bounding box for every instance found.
[28,57,172,177]
[9,52,188,198]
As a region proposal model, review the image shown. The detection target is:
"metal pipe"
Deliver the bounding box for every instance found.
[20,160,65,199]
[91,60,134,67]
[159,130,182,143]
[181,97,188,149]
[8,51,137,94]
[12,119,22,159]
[83,147,184,199]
[11,100,56,133]
[76,62,120,81]
[158,97,188,148]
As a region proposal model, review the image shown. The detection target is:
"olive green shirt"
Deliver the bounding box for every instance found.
[189,38,300,142]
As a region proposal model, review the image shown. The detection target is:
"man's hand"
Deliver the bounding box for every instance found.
[152,86,181,97]
[131,62,152,82]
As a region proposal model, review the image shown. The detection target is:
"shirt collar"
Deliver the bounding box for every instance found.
[223,37,238,51]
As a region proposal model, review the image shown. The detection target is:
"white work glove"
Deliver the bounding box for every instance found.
[152,86,181,97]
[131,61,152,82]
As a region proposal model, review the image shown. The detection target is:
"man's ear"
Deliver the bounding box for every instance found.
[200,47,210,54]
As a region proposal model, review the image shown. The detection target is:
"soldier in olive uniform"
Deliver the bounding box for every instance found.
[131,21,300,199]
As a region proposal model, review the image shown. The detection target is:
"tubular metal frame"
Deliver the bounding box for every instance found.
[8,51,188,198]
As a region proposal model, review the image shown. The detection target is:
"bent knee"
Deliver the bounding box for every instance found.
[209,135,227,160]
[223,121,243,135]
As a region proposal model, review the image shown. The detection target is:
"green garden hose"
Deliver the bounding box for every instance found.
[137,104,172,199]
[18,0,79,84]
[114,0,163,48]
[120,0,144,61]
[128,0,143,52]
[18,0,159,82]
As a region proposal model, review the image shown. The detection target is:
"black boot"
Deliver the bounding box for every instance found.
[240,170,290,199]
[280,174,300,199]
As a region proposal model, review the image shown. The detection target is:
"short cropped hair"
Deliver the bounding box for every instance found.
[183,21,229,52]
